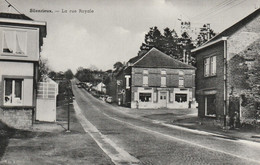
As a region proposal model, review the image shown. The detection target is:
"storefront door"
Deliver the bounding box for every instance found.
[159,92,167,108]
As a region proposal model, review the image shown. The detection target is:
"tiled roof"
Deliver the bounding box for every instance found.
[133,48,195,69]
[0,13,33,20]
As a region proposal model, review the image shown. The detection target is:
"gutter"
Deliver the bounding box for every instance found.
[223,37,228,127]
[191,37,228,53]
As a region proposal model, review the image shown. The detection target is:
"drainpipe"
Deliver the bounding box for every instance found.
[223,37,228,128]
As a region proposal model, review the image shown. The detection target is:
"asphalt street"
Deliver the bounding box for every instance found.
[72,81,260,165]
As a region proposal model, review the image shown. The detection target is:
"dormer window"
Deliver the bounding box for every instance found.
[2,31,27,55]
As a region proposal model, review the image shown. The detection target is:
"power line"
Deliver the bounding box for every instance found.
[195,0,239,21]
[197,0,246,22]
[192,0,236,20]
[4,0,22,14]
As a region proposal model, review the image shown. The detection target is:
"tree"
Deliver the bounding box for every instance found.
[138,26,164,56]
[48,71,57,79]
[138,26,195,65]
[113,61,124,72]
[39,57,50,80]
[162,27,180,59]
[64,69,74,80]
[179,32,195,65]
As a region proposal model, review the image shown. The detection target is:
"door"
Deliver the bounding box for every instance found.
[160,92,167,108]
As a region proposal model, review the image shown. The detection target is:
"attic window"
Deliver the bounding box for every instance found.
[2,31,27,55]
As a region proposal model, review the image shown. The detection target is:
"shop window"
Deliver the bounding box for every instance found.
[2,31,27,55]
[4,79,23,105]
[139,93,151,102]
[175,94,187,103]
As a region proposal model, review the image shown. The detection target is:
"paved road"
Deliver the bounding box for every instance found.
[72,81,260,165]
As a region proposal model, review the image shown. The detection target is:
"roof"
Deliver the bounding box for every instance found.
[132,48,195,69]
[0,12,47,46]
[192,8,260,52]
[0,13,33,20]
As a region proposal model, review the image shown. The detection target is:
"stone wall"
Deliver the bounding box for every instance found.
[0,107,33,129]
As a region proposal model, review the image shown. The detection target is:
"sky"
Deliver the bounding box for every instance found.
[0,0,259,73]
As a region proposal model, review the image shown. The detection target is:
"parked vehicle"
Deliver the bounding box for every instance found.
[106,96,112,103]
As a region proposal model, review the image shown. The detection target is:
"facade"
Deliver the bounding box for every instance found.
[0,13,46,128]
[192,8,260,126]
[94,82,106,93]
[116,48,196,109]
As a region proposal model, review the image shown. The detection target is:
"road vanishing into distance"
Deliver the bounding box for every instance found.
[72,80,260,165]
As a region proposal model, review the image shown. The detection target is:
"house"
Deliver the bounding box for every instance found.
[94,82,106,94]
[192,8,260,127]
[0,12,47,128]
[116,48,196,109]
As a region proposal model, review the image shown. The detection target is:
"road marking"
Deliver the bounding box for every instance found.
[102,113,260,164]
[73,100,139,165]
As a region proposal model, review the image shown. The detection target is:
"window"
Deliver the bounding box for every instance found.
[204,56,216,77]
[143,70,148,86]
[204,58,210,77]
[161,76,166,87]
[210,56,216,76]
[2,31,27,55]
[205,95,216,117]
[161,70,166,75]
[143,76,148,86]
[125,75,131,89]
[4,79,23,105]
[143,70,148,75]
[139,93,151,102]
[175,94,187,103]
[179,70,184,76]
[179,77,184,87]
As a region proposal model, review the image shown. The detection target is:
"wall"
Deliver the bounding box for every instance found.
[0,25,39,62]
[195,42,225,118]
[227,14,260,122]
[0,108,33,129]
[0,61,34,106]
[132,67,195,88]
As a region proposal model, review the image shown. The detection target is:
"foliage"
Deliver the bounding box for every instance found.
[39,57,50,80]
[113,62,124,72]
[64,69,74,80]
[75,68,95,82]
[138,26,195,65]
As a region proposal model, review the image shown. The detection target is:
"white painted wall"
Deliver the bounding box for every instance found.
[0,61,34,106]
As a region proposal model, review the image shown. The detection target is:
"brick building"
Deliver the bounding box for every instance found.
[116,48,196,109]
[192,8,260,126]
[0,13,46,129]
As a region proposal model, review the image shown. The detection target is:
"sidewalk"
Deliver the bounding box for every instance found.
[0,105,113,165]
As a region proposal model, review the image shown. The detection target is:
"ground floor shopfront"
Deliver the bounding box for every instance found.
[130,87,195,109]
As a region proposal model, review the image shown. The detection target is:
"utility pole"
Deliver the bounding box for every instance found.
[65,82,73,132]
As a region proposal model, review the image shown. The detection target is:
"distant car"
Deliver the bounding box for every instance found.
[106,96,112,103]
[77,84,82,88]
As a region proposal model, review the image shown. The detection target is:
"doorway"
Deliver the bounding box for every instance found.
[159,92,167,108]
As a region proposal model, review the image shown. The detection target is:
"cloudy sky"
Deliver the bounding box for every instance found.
[1,0,259,72]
